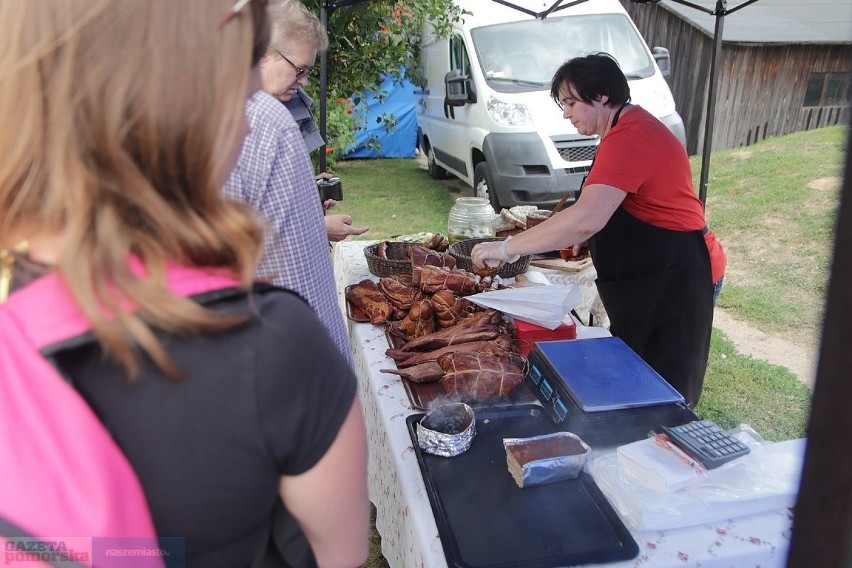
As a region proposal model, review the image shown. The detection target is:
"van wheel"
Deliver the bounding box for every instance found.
[426,145,448,180]
[474,162,500,212]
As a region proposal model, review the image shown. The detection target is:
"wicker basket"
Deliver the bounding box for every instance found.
[364,241,413,277]
[448,237,531,278]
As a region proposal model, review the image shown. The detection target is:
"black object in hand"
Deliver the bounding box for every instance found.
[317,177,343,201]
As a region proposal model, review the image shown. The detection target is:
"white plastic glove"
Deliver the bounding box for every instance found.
[471,236,521,269]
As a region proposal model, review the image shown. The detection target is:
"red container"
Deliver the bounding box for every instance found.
[514,318,577,358]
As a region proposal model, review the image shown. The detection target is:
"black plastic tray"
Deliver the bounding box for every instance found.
[407,405,639,568]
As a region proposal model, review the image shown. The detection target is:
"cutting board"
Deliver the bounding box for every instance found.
[530,256,593,273]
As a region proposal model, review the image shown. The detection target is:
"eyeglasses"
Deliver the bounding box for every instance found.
[275,50,311,78]
[218,0,266,29]
[556,95,574,111]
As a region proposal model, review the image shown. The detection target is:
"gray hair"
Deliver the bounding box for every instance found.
[267,0,328,54]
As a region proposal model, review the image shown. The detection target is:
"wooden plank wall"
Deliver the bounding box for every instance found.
[717,44,850,152]
[622,1,850,156]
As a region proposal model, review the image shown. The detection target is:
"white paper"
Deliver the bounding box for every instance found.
[465,285,581,329]
[617,437,709,492]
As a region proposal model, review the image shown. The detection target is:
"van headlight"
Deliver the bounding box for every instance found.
[486,95,531,126]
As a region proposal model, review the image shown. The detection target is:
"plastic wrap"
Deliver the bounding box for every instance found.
[588,428,805,531]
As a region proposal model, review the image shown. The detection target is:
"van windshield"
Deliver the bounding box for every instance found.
[471,13,655,90]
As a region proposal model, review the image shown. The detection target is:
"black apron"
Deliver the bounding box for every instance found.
[589,206,714,408]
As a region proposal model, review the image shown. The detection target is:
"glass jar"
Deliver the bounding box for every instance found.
[447,197,496,243]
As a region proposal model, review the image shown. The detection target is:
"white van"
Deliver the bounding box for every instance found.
[416,0,686,211]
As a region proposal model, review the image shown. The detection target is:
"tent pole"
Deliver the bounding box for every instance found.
[319,2,330,172]
[697,0,726,209]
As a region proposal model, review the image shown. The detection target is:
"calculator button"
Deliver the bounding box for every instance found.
[661,420,751,469]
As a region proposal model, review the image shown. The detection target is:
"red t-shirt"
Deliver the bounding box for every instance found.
[585,106,726,282]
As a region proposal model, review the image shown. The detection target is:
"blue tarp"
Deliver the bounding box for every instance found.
[343,74,417,159]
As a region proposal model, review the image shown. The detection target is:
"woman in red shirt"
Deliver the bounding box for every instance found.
[472,53,725,407]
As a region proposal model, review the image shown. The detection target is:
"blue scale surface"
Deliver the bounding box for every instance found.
[532,336,684,412]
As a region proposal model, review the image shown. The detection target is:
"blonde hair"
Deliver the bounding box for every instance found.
[268,0,328,55]
[0,0,270,376]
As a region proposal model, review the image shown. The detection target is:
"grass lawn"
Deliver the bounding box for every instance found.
[331,125,846,442]
[328,157,460,240]
[700,126,845,351]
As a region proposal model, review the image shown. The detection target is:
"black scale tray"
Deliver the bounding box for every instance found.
[406,405,639,568]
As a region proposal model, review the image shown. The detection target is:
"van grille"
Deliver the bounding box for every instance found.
[552,137,598,164]
[565,165,592,174]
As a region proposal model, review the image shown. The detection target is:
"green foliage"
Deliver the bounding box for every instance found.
[310,92,357,173]
[311,0,464,93]
[300,0,465,162]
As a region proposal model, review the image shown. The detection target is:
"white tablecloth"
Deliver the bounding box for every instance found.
[332,240,793,568]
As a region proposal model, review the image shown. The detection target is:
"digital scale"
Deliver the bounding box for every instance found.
[526,336,697,449]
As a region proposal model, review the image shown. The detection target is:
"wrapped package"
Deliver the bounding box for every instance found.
[504,432,590,488]
[587,434,806,531]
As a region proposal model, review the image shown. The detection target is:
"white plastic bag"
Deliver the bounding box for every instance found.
[465,285,581,329]
[587,436,806,532]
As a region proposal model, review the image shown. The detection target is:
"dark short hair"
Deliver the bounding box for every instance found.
[550,52,630,107]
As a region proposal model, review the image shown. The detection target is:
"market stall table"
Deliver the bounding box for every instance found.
[331,240,793,568]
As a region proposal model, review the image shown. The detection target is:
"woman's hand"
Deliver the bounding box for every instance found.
[471,237,518,269]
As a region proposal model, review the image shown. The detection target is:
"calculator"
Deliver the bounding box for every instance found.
[661,420,751,469]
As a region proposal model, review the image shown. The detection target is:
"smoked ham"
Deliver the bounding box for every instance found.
[386,336,513,368]
[380,361,444,384]
[388,299,435,341]
[408,245,456,269]
[390,308,504,353]
[399,321,504,352]
[438,351,526,402]
[431,289,475,328]
[413,265,480,295]
[345,279,393,325]
[378,275,422,311]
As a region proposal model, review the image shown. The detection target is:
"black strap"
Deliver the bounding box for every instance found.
[581,102,629,190]
[610,102,628,129]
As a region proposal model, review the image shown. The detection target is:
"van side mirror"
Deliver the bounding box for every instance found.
[444,69,477,107]
[652,47,671,77]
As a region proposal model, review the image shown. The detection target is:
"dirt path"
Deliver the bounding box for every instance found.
[713,307,817,389]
